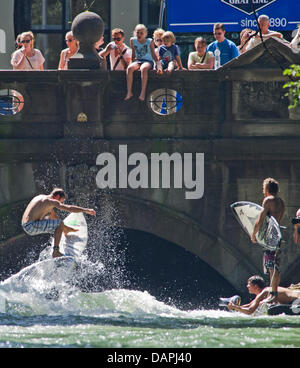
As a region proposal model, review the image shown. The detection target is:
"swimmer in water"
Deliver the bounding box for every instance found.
[227,275,300,315]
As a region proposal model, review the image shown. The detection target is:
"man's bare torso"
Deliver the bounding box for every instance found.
[263,195,285,224]
[22,195,56,224]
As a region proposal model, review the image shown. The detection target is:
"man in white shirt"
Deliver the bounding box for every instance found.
[246,15,283,51]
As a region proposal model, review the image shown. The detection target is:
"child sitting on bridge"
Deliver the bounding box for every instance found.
[158,31,186,74]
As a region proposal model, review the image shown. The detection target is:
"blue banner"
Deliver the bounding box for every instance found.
[166,0,300,33]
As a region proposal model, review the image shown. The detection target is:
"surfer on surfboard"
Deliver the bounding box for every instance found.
[21,188,96,258]
[251,178,285,303]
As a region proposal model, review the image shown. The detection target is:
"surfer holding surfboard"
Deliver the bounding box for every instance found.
[250,178,285,303]
[21,188,96,258]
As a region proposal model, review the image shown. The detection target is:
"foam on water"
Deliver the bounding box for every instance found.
[1,239,300,333]
[1,257,300,332]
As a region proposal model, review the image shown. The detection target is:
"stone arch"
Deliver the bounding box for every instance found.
[107,193,261,292]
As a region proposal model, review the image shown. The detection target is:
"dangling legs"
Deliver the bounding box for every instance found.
[125,62,140,100]
[138,62,152,101]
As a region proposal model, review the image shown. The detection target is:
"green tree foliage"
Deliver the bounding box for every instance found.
[283,64,300,109]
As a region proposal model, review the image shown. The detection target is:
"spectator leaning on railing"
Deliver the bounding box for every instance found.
[245,15,283,52]
[188,37,214,70]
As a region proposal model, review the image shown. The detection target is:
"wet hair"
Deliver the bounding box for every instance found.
[263,178,279,196]
[50,188,66,199]
[248,275,266,289]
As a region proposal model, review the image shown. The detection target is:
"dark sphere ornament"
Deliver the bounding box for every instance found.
[72,11,104,45]
[68,11,105,70]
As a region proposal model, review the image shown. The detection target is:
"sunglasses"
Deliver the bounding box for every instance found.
[112,37,122,41]
[66,39,74,42]
[155,39,162,42]
[21,39,31,44]
[214,32,223,36]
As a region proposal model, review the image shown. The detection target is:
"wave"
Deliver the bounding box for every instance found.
[1,250,300,330]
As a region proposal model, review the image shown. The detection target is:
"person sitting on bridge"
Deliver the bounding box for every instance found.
[227,275,300,315]
[245,15,283,52]
[125,24,162,102]
[22,188,96,258]
[153,28,165,59]
[188,37,214,70]
[158,31,186,74]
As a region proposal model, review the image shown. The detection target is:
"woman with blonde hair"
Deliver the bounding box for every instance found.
[11,31,45,70]
[125,24,162,101]
[58,31,79,70]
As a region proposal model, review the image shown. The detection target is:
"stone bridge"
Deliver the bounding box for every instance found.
[1,38,300,293]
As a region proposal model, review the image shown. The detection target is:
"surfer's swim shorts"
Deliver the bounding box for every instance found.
[22,219,62,236]
[263,250,281,274]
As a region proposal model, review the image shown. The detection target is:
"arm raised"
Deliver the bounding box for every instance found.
[49,199,96,216]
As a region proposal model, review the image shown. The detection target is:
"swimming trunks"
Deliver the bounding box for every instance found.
[22,219,62,236]
[263,249,281,274]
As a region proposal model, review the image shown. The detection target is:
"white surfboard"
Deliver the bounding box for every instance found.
[231,201,282,251]
[0,213,88,306]
[56,212,88,258]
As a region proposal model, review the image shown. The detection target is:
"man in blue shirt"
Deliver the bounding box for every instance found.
[207,23,239,66]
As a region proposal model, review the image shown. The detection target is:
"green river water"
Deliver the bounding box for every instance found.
[0,248,299,351]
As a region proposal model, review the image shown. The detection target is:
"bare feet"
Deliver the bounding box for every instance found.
[124,93,133,101]
[52,249,64,258]
[138,94,145,102]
